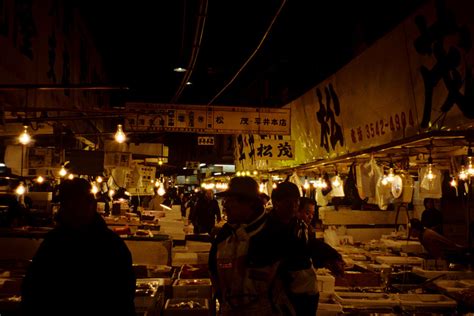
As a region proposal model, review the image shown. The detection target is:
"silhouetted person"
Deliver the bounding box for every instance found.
[409,218,464,259]
[421,198,443,234]
[21,178,136,315]
[189,190,221,234]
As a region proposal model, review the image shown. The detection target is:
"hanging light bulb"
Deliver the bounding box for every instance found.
[253,170,258,176]
[332,174,341,188]
[15,182,26,195]
[59,166,67,177]
[272,182,277,189]
[450,176,457,187]
[155,181,160,187]
[158,159,163,166]
[68,174,74,180]
[319,177,327,189]
[386,167,395,182]
[36,175,44,184]
[157,183,166,196]
[468,156,474,176]
[96,176,103,183]
[459,164,468,181]
[114,124,126,143]
[91,183,99,194]
[108,189,115,198]
[303,177,310,190]
[426,163,435,181]
[18,125,31,145]
[259,183,265,192]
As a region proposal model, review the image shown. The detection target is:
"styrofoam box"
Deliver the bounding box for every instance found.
[164,298,209,316]
[398,294,457,308]
[375,256,424,266]
[317,274,335,293]
[335,292,399,307]
[173,279,212,299]
[317,293,343,316]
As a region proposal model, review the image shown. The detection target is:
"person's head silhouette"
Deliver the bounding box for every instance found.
[56,178,97,230]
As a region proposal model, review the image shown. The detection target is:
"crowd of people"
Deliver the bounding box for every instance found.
[22,175,468,315]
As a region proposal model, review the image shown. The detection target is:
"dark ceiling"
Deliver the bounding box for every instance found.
[78,0,427,108]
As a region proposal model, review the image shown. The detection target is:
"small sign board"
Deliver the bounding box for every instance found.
[197,136,215,146]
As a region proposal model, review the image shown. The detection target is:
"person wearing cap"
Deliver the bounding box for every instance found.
[209,176,295,316]
[21,178,136,315]
[271,182,344,316]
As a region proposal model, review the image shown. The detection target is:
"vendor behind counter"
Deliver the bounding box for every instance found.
[409,218,468,262]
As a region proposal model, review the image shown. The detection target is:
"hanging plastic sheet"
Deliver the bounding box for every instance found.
[419,166,442,199]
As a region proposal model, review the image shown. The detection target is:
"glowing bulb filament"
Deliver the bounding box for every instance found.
[36,176,44,184]
[91,184,99,194]
[332,175,341,188]
[114,124,126,143]
[15,183,26,195]
[303,180,310,190]
[157,183,166,196]
[59,167,67,177]
[450,178,457,187]
[19,126,31,145]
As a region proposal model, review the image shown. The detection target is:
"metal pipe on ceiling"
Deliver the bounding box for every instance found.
[0,84,129,91]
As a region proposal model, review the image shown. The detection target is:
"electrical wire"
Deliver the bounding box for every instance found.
[207,0,287,105]
[171,0,208,103]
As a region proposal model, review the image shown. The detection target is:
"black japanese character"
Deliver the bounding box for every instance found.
[263,118,270,125]
[197,116,204,123]
[240,117,249,125]
[279,119,287,126]
[216,116,224,124]
[248,135,255,161]
[277,142,293,158]
[257,144,273,158]
[237,135,246,162]
[414,0,474,128]
[351,129,357,143]
[316,83,344,152]
[255,118,261,125]
[271,119,278,125]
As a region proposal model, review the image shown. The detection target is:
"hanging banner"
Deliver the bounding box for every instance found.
[254,0,474,171]
[124,103,291,135]
[234,135,294,171]
[255,140,295,160]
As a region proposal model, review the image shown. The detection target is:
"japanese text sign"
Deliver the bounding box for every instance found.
[124,103,290,135]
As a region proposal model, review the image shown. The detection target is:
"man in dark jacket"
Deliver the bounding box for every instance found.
[21,178,136,315]
[209,177,294,316]
[271,182,344,316]
[189,189,221,234]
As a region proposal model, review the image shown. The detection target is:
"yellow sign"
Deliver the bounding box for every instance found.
[124,103,291,135]
[254,140,295,160]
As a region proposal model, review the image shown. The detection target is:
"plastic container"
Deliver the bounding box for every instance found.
[317,274,335,293]
[335,292,399,308]
[398,294,457,308]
